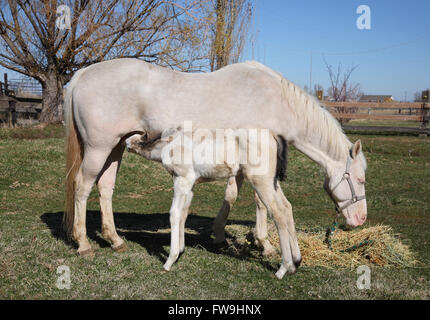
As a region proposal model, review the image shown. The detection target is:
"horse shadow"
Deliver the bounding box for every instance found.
[40,211,277,272]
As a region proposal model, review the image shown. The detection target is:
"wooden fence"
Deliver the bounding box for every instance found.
[0,73,42,127]
[323,101,430,136]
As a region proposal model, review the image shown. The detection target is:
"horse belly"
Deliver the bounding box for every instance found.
[194,163,237,180]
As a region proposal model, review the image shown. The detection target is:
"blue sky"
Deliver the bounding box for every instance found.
[245,0,430,101]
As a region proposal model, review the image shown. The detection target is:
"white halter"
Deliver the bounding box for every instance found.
[324,156,366,213]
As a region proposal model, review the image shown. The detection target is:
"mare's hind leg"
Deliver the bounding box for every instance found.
[247,176,296,279]
[96,143,127,252]
[253,191,276,257]
[74,147,112,255]
[213,171,244,243]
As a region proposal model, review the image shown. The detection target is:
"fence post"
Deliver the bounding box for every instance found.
[3,73,8,96]
[8,99,17,128]
[420,103,429,136]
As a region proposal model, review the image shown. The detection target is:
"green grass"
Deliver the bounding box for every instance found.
[0,125,429,299]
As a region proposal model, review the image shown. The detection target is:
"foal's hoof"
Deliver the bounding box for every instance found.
[77,248,95,257]
[262,247,277,258]
[112,243,128,253]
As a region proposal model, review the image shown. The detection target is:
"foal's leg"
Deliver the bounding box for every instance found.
[213,171,244,243]
[164,176,194,271]
[73,147,112,255]
[253,191,276,257]
[96,143,127,252]
[213,173,275,257]
[248,177,296,279]
[179,191,193,253]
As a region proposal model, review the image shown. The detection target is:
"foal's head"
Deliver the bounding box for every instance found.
[125,128,180,161]
[324,140,367,227]
[125,132,165,161]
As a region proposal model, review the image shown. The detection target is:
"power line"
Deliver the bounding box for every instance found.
[286,33,430,56]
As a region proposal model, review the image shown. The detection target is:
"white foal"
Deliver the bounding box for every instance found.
[126,127,300,279]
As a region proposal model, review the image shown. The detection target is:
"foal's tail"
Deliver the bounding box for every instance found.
[274,135,288,190]
[63,68,87,241]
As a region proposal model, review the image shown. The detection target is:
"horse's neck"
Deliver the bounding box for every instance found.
[292,134,349,176]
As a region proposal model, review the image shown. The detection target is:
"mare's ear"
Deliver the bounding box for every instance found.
[351,140,362,159]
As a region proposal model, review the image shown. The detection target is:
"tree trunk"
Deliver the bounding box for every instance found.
[212,0,227,71]
[39,73,64,123]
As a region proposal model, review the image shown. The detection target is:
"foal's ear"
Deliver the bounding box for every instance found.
[140,132,148,142]
[351,140,362,159]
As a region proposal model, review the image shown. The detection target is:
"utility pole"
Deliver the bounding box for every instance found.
[309,51,313,92]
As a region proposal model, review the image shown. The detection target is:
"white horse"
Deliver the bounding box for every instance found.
[64,59,367,278]
[125,127,293,277]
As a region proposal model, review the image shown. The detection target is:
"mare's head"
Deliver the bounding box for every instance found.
[324,140,367,227]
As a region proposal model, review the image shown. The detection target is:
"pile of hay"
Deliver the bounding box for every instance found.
[224,223,419,268]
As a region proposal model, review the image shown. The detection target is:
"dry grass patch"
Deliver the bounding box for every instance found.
[225,223,420,268]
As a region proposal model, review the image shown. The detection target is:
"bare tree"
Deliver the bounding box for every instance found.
[414,91,422,102]
[324,59,362,102]
[209,0,253,71]
[324,59,362,123]
[0,0,208,123]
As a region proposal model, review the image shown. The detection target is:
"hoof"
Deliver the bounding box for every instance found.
[294,257,302,268]
[163,263,172,272]
[112,243,128,253]
[275,264,296,279]
[262,247,277,258]
[275,268,286,279]
[77,248,95,257]
[213,236,226,244]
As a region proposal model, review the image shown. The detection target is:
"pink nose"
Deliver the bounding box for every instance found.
[355,213,366,225]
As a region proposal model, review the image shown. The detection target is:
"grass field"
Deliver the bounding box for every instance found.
[0,125,429,299]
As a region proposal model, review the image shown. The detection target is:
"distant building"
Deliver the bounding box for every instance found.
[359,95,395,103]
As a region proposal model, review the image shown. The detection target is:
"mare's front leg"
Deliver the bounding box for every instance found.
[247,176,296,279]
[164,175,194,271]
[253,191,276,257]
